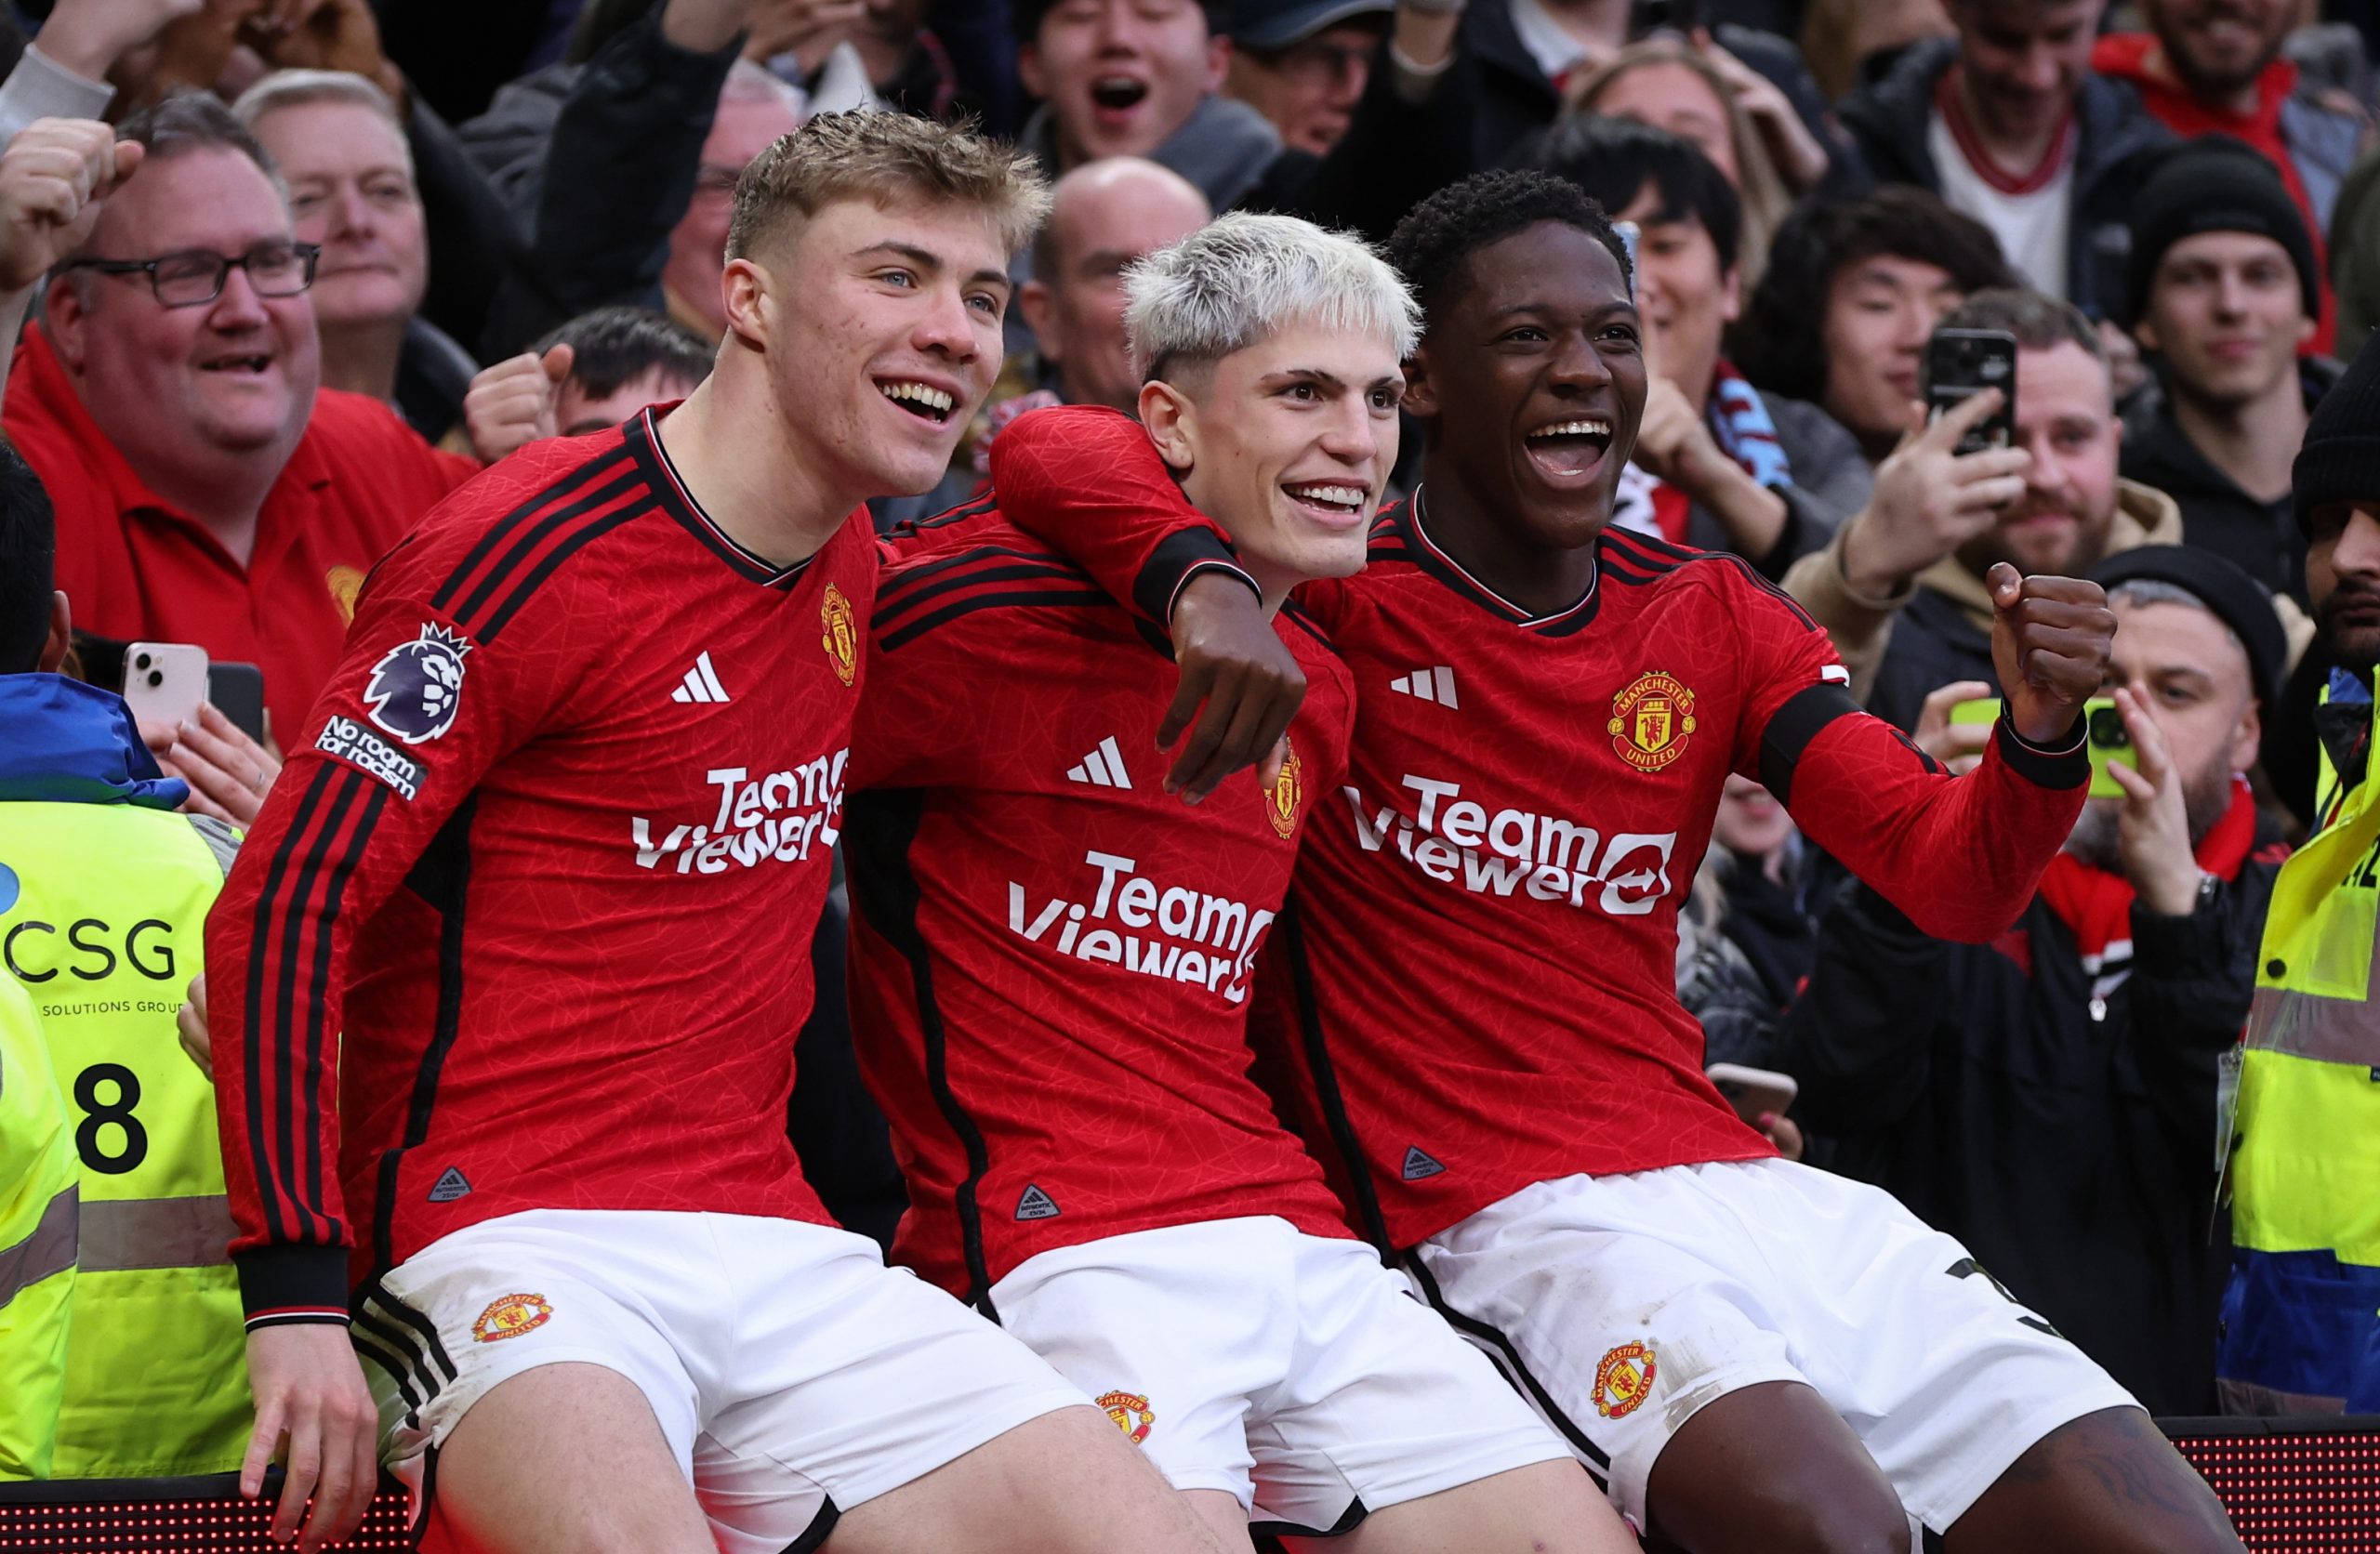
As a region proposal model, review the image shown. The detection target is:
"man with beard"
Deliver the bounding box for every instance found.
[1793,288,2186,736]
[1784,545,2293,1416]
[2095,0,2363,353]
[2219,329,2380,1416]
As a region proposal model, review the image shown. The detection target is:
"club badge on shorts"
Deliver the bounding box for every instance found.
[471,1293,553,1344]
[821,584,858,686]
[366,623,472,745]
[1097,1389,1154,1445]
[1593,1340,1658,1419]
[1608,672,1696,774]
[1266,736,1303,838]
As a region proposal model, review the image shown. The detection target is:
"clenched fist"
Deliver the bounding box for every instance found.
[0,120,140,293]
[1988,563,2115,747]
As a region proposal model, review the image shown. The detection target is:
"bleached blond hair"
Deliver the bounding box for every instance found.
[1124,212,1420,383]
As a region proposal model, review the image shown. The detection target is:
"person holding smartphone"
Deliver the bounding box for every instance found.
[1783,545,2292,1417]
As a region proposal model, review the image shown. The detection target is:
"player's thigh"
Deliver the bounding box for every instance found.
[1643,1379,1907,1554]
[1252,1235,1579,1541]
[1941,1406,2243,1554]
[1186,1487,1263,1554]
[426,1362,712,1554]
[1298,1458,1636,1554]
[824,1403,1227,1554]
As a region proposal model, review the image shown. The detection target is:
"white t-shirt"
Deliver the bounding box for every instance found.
[1927,106,2074,300]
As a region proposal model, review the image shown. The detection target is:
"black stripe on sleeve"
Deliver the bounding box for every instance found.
[1135,530,1248,625]
[430,452,633,613]
[449,468,644,627]
[480,505,653,642]
[1994,710,2090,789]
[294,772,387,1245]
[1758,682,1862,808]
[877,588,1112,653]
[245,762,338,1245]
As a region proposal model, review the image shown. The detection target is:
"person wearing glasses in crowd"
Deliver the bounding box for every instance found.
[0,96,478,757]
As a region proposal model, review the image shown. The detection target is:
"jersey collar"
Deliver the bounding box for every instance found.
[628,406,816,591]
[1404,488,1602,637]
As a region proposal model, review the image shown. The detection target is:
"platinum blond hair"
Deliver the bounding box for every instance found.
[1124,212,1420,382]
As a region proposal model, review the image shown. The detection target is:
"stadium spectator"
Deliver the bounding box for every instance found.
[467,0,792,357]
[1790,546,2291,1416]
[1731,187,2014,470]
[1784,288,2183,731]
[2096,0,2363,353]
[1012,0,1468,242]
[2122,138,2332,605]
[1567,35,1822,286]
[3,96,477,743]
[1682,774,1820,1076]
[2221,329,2380,1416]
[1799,0,1954,101]
[2334,140,2380,357]
[1526,116,1863,573]
[1839,0,2173,320]
[232,70,481,445]
[1223,0,1392,155]
[848,0,975,119]
[0,438,253,1478]
[542,305,713,435]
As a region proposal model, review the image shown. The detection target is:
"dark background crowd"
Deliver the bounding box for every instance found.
[6,0,2380,1470]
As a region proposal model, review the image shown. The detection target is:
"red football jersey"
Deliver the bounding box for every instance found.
[991,407,2092,1251]
[205,408,1237,1326]
[848,506,1356,1305]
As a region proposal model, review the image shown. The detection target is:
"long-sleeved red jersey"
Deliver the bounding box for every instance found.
[845,507,1356,1307]
[206,409,1237,1327]
[991,406,2092,1252]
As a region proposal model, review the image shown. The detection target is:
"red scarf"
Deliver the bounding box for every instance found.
[2037,775,2258,965]
[1936,67,2075,195]
[2092,33,2335,354]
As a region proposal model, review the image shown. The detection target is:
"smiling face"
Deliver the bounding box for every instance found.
[1953,338,2120,579]
[1022,0,1226,166]
[1950,0,2104,147]
[669,89,805,340]
[740,195,1012,498]
[47,145,320,474]
[1224,20,1381,155]
[2138,230,2312,411]
[1146,319,1401,601]
[2144,0,2295,99]
[1822,253,1967,451]
[1407,222,1646,553]
[1618,185,1737,403]
[1587,62,1739,185]
[252,99,425,334]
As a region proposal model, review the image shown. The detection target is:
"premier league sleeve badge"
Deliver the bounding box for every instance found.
[365,623,474,745]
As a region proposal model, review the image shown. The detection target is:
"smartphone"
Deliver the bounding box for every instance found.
[122,641,209,731]
[1950,696,2137,798]
[1924,327,2017,455]
[207,662,267,744]
[1707,1063,1797,1125]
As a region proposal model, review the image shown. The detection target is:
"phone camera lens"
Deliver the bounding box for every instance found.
[134,652,151,670]
[146,670,164,688]
[2088,707,2128,746]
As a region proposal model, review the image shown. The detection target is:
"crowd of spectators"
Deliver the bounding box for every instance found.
[5,0,2380,1486]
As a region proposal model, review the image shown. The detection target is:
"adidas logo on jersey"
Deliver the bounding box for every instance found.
[428,1166,472,1203]
[670,652,731,705]
[1388,665,1460,707]
[1015,1184,1061,1220]
[1066,736,1132,789]
[1401,1146,1446,1180]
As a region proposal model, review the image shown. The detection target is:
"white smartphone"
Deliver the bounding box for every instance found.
[1706,1062,1798,1125]
[123,641,210,730]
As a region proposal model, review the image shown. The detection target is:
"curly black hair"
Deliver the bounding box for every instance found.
[1385,169,1633,327]
[1729,187,2013,406]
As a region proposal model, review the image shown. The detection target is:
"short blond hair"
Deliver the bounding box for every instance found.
[726,112,1051,264]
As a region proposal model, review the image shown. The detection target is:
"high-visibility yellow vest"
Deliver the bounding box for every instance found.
[0,972,75,1480]
[0,803,252,1476]
[2220,684,2380,1414]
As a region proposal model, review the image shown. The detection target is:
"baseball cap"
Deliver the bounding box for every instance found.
[1231,0,1395,51]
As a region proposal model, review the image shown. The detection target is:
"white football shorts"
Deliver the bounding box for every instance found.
[986,1215,1572,1537]
[353,1208,1089,1552]
[1408,1158,2140,1540]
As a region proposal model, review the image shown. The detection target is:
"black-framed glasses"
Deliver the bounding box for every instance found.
[61,242,321,308]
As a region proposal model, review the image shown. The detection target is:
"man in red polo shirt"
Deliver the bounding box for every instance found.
[4,93,476,742]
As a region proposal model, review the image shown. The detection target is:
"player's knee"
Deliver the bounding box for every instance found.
[1758,1497,1911,1554]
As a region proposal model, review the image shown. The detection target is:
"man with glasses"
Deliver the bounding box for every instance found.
[1,93,478,744]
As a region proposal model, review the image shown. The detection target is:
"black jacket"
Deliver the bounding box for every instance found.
[1838,37,2174,322]
[1867,584,1995,734]
[1783,832,2285,1416]
[2119,361,2341,607]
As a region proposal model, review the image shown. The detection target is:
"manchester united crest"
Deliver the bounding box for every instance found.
[1266,737,1303,838]
[1592,1340,1658,1419]
[821,583,858,686]
[1607,671,1697,773]
[470,1293,553,1344]
[1097,1389,1155,1445]
[325,564,365,625]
